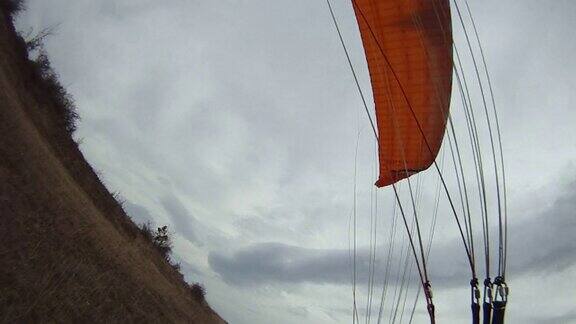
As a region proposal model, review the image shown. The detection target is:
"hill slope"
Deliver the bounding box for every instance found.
[0,8,225,323]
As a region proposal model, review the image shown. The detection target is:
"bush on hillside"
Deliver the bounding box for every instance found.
[139,221,154,242]
[189,283,206,302]
[139,223,173,261]
[152,225,172,257]
[24,25,56,52]
[1,0,25,17]
[31,49,79,134]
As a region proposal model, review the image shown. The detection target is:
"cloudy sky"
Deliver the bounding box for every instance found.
[16,1,576,323]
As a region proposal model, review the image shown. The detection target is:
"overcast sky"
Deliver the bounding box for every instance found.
[16,1,576,323]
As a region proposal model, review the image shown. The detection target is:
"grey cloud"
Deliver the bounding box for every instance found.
[210,178,576,287]
[541,309,576,324]
[160,191,232,251]
[507,178,576,275]
[209,242,358,286]
[177,259,205,279]
[286,306,310,319]
[209,241,432,287]
[411,176,576,285]
[160,193,200,245]
[123,200,154,225]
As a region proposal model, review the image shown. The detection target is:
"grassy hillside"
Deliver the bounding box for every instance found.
[0,4,225,323]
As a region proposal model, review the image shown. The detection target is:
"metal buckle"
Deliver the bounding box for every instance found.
[493,276,508,303]
[470,278,480,304]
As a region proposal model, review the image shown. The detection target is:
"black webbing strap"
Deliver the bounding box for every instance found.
[471,278,480,324]
[491,277,508,324]
[483,302,492,324]
[491,301,506,324]
[472,302,480,324]
[483,278,493,324]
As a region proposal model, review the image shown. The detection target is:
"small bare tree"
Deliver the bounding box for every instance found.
[153,225,172,258]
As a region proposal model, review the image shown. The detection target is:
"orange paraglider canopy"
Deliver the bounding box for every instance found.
[352,0,453,187]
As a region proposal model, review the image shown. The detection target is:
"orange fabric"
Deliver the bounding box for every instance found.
[353,0,453,187]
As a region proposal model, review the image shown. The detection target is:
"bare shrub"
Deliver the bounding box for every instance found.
[152,225,172,258]
[170,261,181,273]
[31,48,79,134]
[111,191,126,208]
[138,223,173,261]
[10,20,80,137]
[1,0,25,17]
[189,283,206,302]
[139,221,154,242]
[136,224,207,303]
[24,25,58,52]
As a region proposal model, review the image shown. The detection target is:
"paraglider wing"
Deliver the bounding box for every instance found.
[352,0,453,187]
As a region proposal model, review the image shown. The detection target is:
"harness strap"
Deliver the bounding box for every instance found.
[491,276,508,324]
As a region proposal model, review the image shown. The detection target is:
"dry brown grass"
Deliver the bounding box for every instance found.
[0,7,224,323]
